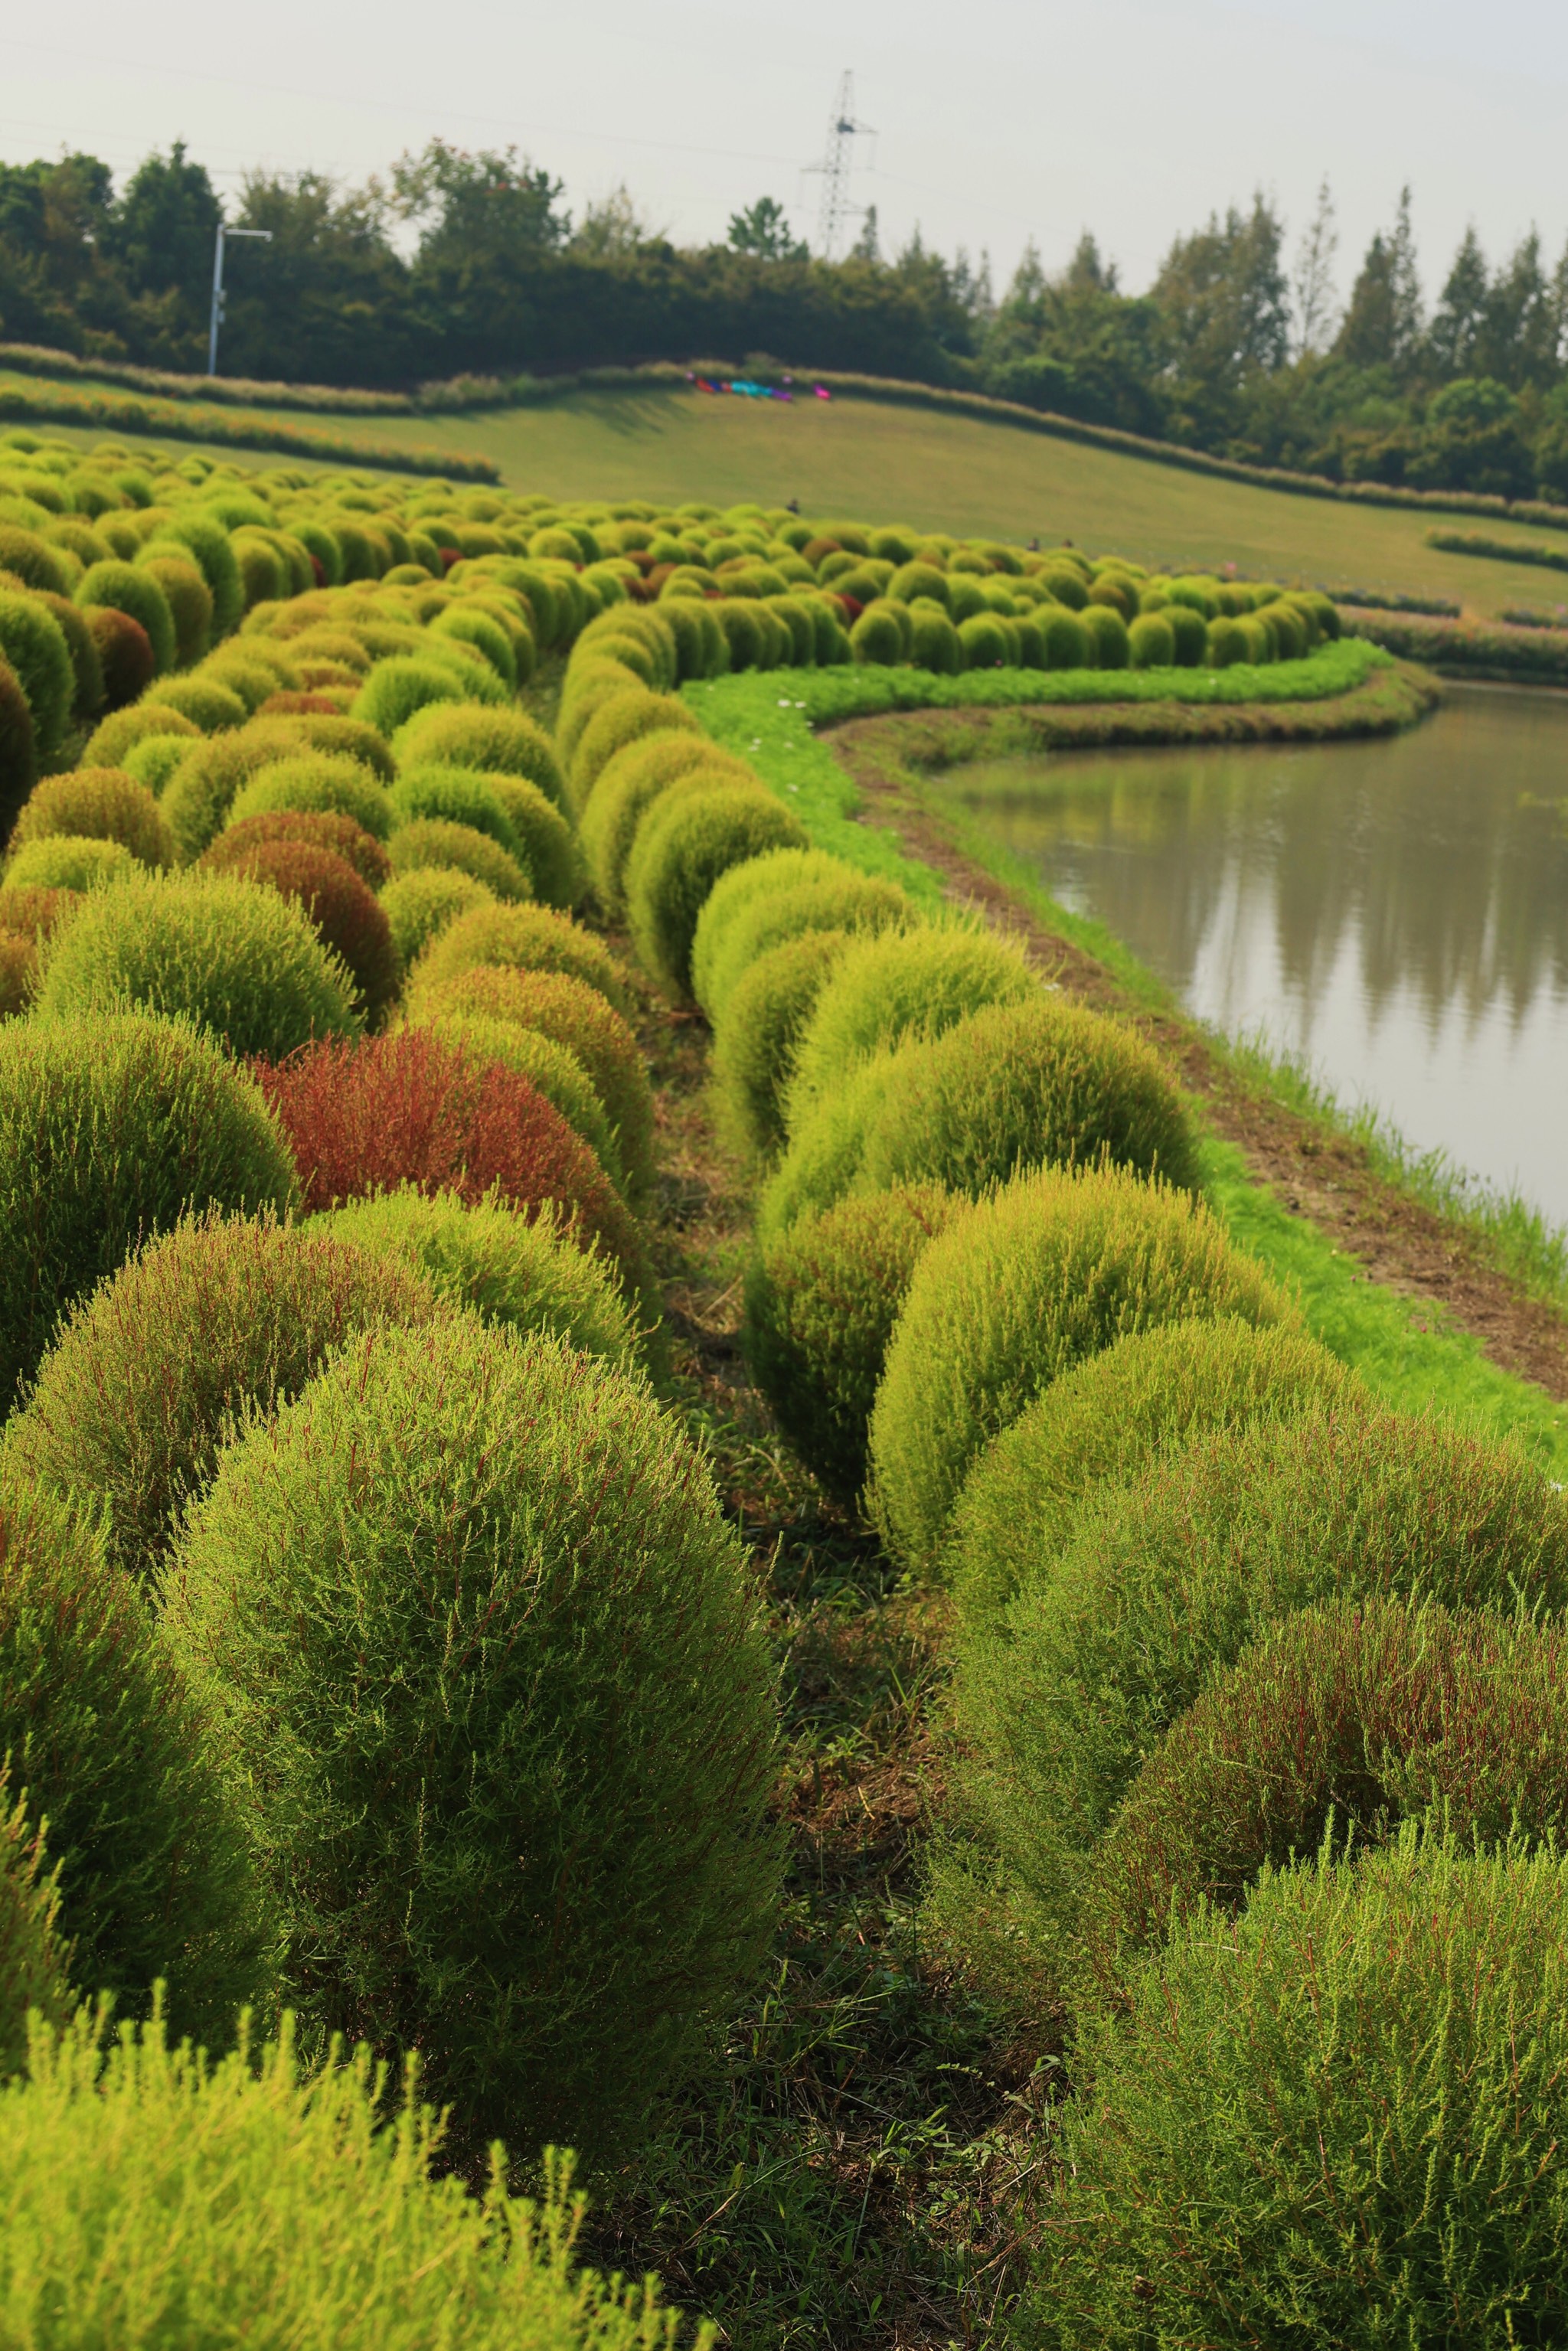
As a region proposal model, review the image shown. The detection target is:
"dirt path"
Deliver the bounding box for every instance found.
[827,709,1568,1406]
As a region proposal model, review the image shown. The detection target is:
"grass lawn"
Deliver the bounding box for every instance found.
[24,383,1568,619]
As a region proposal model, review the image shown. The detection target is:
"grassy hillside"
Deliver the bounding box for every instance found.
[31,383,1568,615]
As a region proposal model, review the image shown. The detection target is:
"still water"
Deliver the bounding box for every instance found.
[945,686,1568,1222]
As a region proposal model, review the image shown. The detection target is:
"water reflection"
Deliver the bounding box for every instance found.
[945,686,1568,1217]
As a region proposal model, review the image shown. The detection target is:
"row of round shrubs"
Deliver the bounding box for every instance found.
[0,491,791,2338]
[560,629,1568,2340]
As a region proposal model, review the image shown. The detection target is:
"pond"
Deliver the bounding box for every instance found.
[941,684,1568,1223]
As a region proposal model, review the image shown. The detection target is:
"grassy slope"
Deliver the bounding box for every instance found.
[28,386,1568,619]
[693,671,1568,1474]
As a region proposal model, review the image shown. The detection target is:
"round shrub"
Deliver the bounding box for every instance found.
[1078,1598,1568,1987]
[153,675,249,735]
[763,992,1201,1239]
[380,868,494,969]
[5,834,136,893]
[28,589,103,721]
[155,510,244,638]
[80,701,199,772]
[162,1316,780,2150]
[387,816,531,903]
[748,1182,958,1504]
[200,808,390,892]
[194,651,280,715]
[712,929,848,1166]
[224,841,400,1025]
[1080,604,1130,667]
[0,2016,696,2349]
[1127,611,1175,669]
[948,1316,1358,1638]
[0,661,37,847]
[85,606,155,711]
[11,766,175,869]
[388,764,525,862]
[407,901,632,1017]
[36,868,361,1059]
[0,591,74,760]
[315,1188,640,1369]
[626,785,809,1000]
[119,732,191,795]
[953,1406,1568,1977]
[405,963,654,1202]
[712,853,921,1027]
[568,689,702,816]
[0,526,71,596]
[1165,602,1208,664]
[75,561,175,676]
[392,700,564,804]
[849,607,903,665]
[580,734,753,919]
[1037,1838,1568,2348]
[908,607,963,672]
[424,1013,624,1192]
[1039,607,1093,669]
[786,925,1037,1126]
[8,1213,440,1582]
[139,551,214,666]
[958,613,1011,670]
[1206,616,1249,666]
[430,602,514,687]
[0,1476,268,2039]
[350,657,465,739]
[256,1029,645,1302]
[157,722,310,862]
[227,751,394,842]
[482,772,585,909]
[0,1773,71,2075]
[868,1164,1286,1568]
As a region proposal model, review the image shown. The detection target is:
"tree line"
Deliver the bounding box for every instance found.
[2,140,1566,497]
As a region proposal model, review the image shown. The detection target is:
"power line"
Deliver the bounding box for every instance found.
[805,72,875,262]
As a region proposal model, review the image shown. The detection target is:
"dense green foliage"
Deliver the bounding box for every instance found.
[163,1317,781,2153]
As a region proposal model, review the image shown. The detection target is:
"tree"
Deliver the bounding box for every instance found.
[106,142,220,311]
[1338,188,1423,376]
[224,169,411,385]
[849,206,880,264]
[1480,232,1556,387]
[1292,177,1338,358]
[727,197,806,262]
[394,142,570,272]
[1427,226,1488,379]
[1152,195,1291,439]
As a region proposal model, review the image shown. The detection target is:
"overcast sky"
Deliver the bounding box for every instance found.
[3,0,1564,311]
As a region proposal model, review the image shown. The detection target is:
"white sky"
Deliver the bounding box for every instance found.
[2,0,1564,311]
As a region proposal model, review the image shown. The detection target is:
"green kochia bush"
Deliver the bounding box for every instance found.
[380,868,495,968]
[228,752,394,842]
[580,736,754,921]
[427,1012,626,1192]
[391,701,566,807]
[0,1770,72,2075]
[389,764,527,861]
[387,816,532,903]
[747,1183,958,1504]
[713,929,848,1165]
[952,1407,1568,1984]
[869,1166,1286,1569]
[6,1213,442,1583]
[163,1318,781,2155]
[1078,1598,1568,1988]
[3,834,136,893]
[0,1478,270,2041]
[315,1188,642,1369]
[0,592,74,761]
[762,994,1200,1241]
[0,2020,707,2351]
[948,1317,1360,1637]
[35,870,361,1060]
[785,925,1037,1126]
[75,560,176,676]
[1037,1838,1568,2349]
[407,900,632,1017]
[0,1014,298,1405]
[626,785,809,998]
[691,851,918,1022]
[483,772,586,908]
[11,765,175,868]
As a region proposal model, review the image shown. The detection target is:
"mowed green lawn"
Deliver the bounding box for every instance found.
[28,382,1568,615]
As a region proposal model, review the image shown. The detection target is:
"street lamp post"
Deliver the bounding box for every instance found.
[207,223,273,377]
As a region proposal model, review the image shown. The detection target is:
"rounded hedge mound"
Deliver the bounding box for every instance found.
[0,591,75,761]
[4,834,136,894]
[405,962,654,1203]
[953,1406,1568,1976]
[0,1773,72,2075]
[390,700,565,805]
[426,1012,624,1191]
[1079,1597,1568,1988]
[155,676,249,735]
[158,721,309,863]
[228,753,394,844]
[691,862,920,1027]
[388,765,525,862]
[0,2016,695,2350]
[580,734,753,920]
[1127,611,1176,668]
[8,1213,441,1584]
[481,772,585,909]
[220,840,400,1026]
[199,808,391,893]
[869,1164,1286,1568]
[786,926,1037,1126]
[0,1013,297,1403]
[0,656,38,842]
[315,1187,641,1369]
[80,700,198,775]
[1037,1838,1568,2348]
[380,868,494,969]
[36,870,361,1060]
[948,1317,1360,1638]
[626,785,808,1000]
[747,1182,959,1504]
[567,689,703,817]
[387,816,532,903]
[0,1476,267,2041]
[407,901,632,1018]
[1081,604,1130,667]
[712,929,849,1165]
[11,766,175,870]
[85,606,155,712]
[75,561,175,677]
[162,1316,780,2152]
[349,657,465,740]
[255,1029,645,1302]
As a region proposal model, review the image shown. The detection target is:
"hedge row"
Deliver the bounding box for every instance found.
[0,374,497,475]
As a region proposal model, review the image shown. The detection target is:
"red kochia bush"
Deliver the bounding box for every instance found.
[223,842,400,1025]
[200,810,392,892]
[87,607,155,711]
[256,1030,645,1296]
